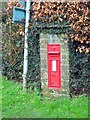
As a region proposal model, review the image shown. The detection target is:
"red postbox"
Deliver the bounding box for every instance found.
[47,44,61,89]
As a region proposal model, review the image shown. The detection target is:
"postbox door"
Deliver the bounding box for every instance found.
[48,55,61,88]
[47,44,61,89]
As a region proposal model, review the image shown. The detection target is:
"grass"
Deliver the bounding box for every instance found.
[1,77,89,118]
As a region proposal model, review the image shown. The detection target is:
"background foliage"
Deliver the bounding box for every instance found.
[2,1,90,95]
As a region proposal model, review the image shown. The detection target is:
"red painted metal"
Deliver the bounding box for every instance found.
[47,44,61,89]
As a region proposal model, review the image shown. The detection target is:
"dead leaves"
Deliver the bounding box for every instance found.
[32,2,63,22]
[32,1,90,53]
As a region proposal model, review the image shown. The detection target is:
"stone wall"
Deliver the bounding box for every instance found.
[40,33,70,97]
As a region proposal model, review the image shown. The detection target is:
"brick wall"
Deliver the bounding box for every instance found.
[40,33,70,97]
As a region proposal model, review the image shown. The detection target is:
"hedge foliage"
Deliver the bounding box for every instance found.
[32,1,90,53]
[2,3,24,81]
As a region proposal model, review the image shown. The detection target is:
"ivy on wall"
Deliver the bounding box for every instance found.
[69,41,90,96]
[27,21,90,95]
[26,19,71,90]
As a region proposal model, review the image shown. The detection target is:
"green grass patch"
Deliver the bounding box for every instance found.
[1,77,89,118]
